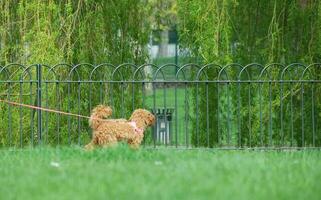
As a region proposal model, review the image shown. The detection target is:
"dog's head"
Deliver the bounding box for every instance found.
[130,109,155,129]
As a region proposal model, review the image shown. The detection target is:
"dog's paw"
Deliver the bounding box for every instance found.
[84,143,94,151]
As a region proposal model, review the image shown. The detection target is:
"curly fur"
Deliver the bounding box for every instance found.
[85,105,155,150]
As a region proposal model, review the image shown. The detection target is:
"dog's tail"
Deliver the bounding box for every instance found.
[89,105,113,130]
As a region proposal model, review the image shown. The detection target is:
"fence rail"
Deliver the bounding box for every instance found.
[1,63,321,148]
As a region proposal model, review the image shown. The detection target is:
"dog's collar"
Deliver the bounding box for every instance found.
[129,121,144,134]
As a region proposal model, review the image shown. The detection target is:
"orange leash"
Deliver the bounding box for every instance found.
[0,99,95,120]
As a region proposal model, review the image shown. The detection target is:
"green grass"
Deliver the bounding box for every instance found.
[1,146,321,200]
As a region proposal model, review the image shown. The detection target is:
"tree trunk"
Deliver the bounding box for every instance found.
[158,30,169,57]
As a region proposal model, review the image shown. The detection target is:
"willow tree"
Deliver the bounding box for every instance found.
[0,0,151,146]
[178,0,321,147]
[177,0,232,147]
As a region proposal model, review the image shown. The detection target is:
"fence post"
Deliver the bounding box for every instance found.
[36,64,42,144]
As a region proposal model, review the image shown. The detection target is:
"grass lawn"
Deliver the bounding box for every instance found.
[0,146,321,200]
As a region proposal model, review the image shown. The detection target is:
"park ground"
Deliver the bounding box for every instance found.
[0,145,321,200]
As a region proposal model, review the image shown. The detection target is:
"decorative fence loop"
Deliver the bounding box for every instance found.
[1,63,321,149]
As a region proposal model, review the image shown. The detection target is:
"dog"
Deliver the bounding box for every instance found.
[85,105,155,150]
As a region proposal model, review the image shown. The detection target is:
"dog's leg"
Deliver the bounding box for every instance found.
[95,132,118,148]
[85,133,118,150]
[127,134,144,149]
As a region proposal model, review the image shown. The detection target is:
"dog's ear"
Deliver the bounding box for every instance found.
[147,113,156,125]
[131,109,155,126]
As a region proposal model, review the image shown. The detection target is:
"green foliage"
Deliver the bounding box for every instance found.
[2,0,321,148]
[0,0,151,64]
[0,0,151,147]
[149,0,177,30]
[178,0,233,63]
[178,0,321,147]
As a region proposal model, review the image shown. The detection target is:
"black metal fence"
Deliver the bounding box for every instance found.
[1,63,321,149]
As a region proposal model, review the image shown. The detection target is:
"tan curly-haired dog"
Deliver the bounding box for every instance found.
[85,105,155,150]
